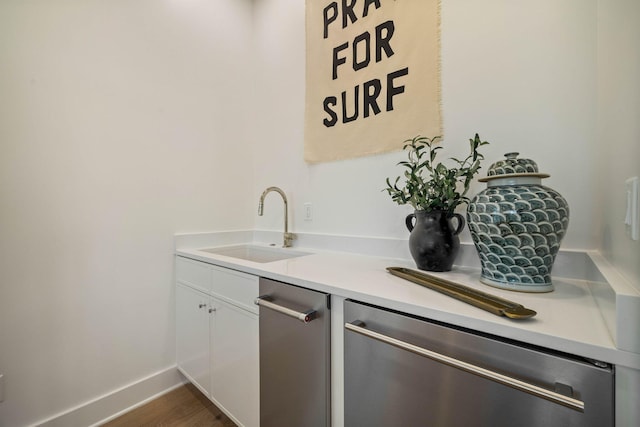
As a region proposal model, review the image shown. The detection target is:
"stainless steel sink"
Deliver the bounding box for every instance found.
[199,244,311,263]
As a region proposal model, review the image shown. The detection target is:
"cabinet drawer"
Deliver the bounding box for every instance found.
[211,265,259,313]
[176,256,212,294]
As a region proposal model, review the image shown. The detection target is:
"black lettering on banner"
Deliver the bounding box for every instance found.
[341,85,359,123]
[324,0,382,39]
[342,0,358,28]
[319,0,409,128]
[386,67,408,111]
[363,79,382,118]
[332,42,349,80]
[323,3,338,39]
[322,68,409,128]
[362,0,381,17]
[375,20,395,62]
[352,32,370,71]
[332,21,396,80]
[323,97,338,127]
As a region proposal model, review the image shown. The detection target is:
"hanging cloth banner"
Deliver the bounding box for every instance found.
[304,0,442,163]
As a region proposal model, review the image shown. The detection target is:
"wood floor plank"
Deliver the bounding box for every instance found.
[101,383,237,427]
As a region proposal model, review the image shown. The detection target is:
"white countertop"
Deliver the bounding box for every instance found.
[175,232,640,370]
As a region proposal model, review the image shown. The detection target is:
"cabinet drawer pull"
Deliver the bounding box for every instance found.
[345,321,585,412]
[255,296,316,323]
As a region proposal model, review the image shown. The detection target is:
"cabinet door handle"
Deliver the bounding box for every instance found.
[208,307,216,313]
[198,303,207,309]
[255,295,316,323]
[345,321,585,412]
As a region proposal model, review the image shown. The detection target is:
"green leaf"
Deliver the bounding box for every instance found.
[384,133,489,213]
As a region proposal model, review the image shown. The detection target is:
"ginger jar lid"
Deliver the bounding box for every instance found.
[478,152,550,183]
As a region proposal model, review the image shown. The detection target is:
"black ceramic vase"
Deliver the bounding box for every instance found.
[406,210,465,272]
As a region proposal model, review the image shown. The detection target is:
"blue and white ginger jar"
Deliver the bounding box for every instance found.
[467,152,569,292]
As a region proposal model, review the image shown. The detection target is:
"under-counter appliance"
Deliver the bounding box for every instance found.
[344,300,614,427]
[256,278,330,427]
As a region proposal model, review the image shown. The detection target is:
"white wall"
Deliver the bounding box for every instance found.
[597,0,640,289]
[253,0,601,251]
[0,1,254,425]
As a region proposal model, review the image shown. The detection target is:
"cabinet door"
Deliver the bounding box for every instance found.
[211,298,259,427]
[176,283,211,397]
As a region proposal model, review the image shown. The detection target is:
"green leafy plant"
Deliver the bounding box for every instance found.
[384,134,490,214]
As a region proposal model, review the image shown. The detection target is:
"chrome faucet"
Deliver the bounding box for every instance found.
[258,186,296,248]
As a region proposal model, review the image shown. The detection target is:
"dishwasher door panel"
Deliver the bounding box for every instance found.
[259,278,330,427]
[344,300,613,427]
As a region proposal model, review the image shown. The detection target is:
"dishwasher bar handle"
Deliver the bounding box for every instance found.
[255,296,316,324]
[345,321,585,412]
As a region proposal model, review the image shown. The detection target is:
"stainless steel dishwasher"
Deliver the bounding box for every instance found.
[256,278,330,427]
[344,300,614,427]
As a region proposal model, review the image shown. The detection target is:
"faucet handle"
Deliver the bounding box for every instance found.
[283,232,297,248]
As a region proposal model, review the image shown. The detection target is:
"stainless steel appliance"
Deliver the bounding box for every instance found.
[256,278,330,427]
[344,300,614,427]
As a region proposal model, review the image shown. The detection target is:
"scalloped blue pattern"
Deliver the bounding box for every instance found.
[467,184,569,291]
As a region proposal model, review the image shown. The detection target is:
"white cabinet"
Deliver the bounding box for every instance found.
[176,282,212,396]
[211,298,259,427]
[175,256,259,427]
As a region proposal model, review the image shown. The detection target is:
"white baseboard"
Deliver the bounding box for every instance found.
[33,366,185,427]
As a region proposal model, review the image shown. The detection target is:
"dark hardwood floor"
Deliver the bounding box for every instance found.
[101,383,237,427]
